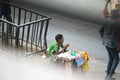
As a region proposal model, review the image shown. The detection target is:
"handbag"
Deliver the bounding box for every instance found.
[103,8,109,18]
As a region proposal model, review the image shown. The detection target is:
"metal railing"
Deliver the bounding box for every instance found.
[0,1,51,55]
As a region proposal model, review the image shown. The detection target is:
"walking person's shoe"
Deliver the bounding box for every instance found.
[105,76,116,80]
[105,70,116,75]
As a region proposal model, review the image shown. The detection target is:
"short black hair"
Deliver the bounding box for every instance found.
[55,34,63,42]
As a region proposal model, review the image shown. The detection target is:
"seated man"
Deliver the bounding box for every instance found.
[48,34,69,56]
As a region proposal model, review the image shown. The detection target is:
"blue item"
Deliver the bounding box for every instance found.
[71,51,77,56]
[75,59,85,67]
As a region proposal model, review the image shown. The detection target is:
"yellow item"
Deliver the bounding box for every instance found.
[78,51,89,71]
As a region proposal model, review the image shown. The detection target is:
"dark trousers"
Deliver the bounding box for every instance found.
[106,46,119,78]
[0,3,12,33]
[0,13,12,33]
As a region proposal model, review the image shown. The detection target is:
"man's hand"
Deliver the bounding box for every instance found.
[64,44,70,50]
[57,44,70,54]
[105,0,110,2]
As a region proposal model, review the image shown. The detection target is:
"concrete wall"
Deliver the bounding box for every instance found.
[12,0,107,24]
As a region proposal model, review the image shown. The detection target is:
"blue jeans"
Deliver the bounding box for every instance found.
[106,46,119,78]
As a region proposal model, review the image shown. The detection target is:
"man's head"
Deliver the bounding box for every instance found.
[55,34,64,44]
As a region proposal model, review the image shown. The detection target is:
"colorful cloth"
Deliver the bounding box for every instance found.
[78,51,89,71]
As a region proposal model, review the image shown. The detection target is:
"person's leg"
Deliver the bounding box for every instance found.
[0,3,2,18]
[0,13,2,31]
[108,49,119,78]
[4,14,12,33]
[106,46,114,76]
[3,4,12,34]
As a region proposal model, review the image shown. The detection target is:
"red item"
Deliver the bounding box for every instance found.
[103,8,109,18]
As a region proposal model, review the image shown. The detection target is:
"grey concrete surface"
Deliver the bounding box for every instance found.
[2,0,120,62]
[12,0,107,24]
[0,49,120,80]
[10,1,120,75]
[6,1,108,59]
[0,1,120,80]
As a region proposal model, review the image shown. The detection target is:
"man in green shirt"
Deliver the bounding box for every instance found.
[48,34,69,56]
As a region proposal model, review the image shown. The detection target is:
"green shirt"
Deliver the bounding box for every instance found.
[48,41,63,55]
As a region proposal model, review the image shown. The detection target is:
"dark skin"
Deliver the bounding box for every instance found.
[56,38,69,54]
[104,0,111,18]
[105,0,110,8]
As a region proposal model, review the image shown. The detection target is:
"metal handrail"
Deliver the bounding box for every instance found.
[0,18,18,27]
[0,18,51,28]
[18,18,51,27]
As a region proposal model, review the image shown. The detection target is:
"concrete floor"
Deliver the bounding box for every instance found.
[11,1,109,59]
[0,2,120,80]
[47,14,106,59]
[0,46,120,80]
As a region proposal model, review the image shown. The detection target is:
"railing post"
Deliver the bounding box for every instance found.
[38,21,44,49]
[15,27,20,48]
[15,8,21,48]
[6,23,9,45]
[26,24,31,49]
[18,8,21,25]
[44,19,50,49]
[1,21,4,44]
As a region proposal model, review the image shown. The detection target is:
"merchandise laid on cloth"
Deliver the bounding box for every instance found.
[57,50,89,71]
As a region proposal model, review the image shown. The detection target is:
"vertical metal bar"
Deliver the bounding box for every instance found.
[13,6,15,23]
[10,25,13,47]
[44,19,50,49]
[35,22,40,50]
[2,21,4,44]
[16,8,21,48]
[21,26,25,47]
[35,15,39,50]
[0,21,1,32]
[15,27,20,48]
[38,21,44,50]
[26,24,31,49]
[21,10,27,47]
[6,23,9,45]
[11,6,14,47]
[24,10,27,24]
[32,23,37,45]
[29,12,32,22]
[31,23,35,51]
[25,12,32,50]
[18,8,21,25]
[32,14,38,45]
[12,6,16,40]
